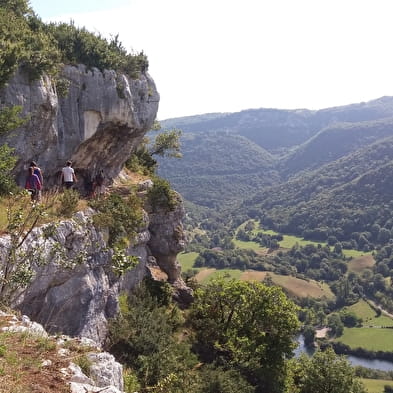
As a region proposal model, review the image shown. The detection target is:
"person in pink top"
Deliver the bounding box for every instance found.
[25,166,42,201]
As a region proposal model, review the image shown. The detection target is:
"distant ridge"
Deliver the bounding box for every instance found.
[159,96,393,211]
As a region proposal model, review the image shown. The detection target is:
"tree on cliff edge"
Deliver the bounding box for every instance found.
[189,277,300,393]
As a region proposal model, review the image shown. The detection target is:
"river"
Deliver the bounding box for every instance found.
[295,335,393,371]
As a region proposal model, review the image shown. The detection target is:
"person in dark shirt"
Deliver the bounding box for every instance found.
[25,166,42,201]
[30,161,43,200]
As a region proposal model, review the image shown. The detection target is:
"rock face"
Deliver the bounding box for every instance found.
[0,197,189,345]
[0,66,191,345]
[0,65,159,189]
[147,193,193,306]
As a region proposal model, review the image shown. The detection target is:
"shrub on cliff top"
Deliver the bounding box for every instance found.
[90,192,143,248]
[0,0,148,87]
[147,177,178,212]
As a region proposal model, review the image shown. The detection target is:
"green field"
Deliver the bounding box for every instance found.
[178,252,199,271]
[241,221,372,258]
[232,238,267,251]
[347,300,393,327]
[361,378,393,393]
[335,327,393,351]
[197,269,242,283]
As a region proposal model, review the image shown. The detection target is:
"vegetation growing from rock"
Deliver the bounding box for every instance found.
[0,0,148,88]
[90,192,143,248]
[147,176,178,212]
[0,105,28,195]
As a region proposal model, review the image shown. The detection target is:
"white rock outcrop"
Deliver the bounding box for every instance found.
[0,65,159,191]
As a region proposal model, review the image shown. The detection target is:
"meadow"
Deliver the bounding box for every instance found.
[348,300,393,327]
[178,252,334,299]
[236,220,372,259]
[335,327,393,352]
[361,378,393,393]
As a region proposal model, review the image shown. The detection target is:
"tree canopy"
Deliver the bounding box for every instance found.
[190,277,300,393]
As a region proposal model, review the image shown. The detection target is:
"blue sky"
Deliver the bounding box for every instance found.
[29,0,393,120]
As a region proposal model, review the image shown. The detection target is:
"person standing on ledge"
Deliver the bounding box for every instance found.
[25,166,42,202]
[30,161,43,200]
[61,160,77,189]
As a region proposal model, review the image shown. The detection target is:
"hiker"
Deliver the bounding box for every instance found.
[25,166,42,201]
[30,161,43,198]
[94,169,105,196]
[60,160,77,189]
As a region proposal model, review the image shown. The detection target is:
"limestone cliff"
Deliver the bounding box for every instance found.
[0,66,191,345]
[0,190,190,345]
[0,65,159,189]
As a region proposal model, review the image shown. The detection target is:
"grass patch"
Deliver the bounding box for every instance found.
[240,271,268,282]
[361,378,393,393]
[348,299,379,321]
[343,249,372,258]
[335,327,393,351]
[347,300,393,327]
[194,268,242,283]
[0,329,69,392]
[348,255,376,273]
[267,272,335,299]
[178,252,199,271]
[232,238,267,251]
[0,191,89,233]
[192,265,334,300]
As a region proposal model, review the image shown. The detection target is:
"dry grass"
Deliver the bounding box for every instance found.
[348,254,375,273]
[0,313,100,393]
[0,330,69,392]
[267,273,335,299]
[194,268,216,282]
[240,271,268,281]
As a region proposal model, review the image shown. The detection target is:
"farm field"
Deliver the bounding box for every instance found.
[335,327,393,351]
[266,272,335,299]
[348,254,376,273]
[232,238,266,251]
[178,253,334,299]
[178,252,199,271]
[258,228,370,258]
[347,300,393,327]
[361,378,393,393]
[240,220,372,258]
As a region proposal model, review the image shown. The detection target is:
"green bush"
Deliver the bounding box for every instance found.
[147,177,177,212]
[125,148,157,175]
[58,189,79,217]
[123,368,141,393]
[0,144,17,195]
[90,192,143,248]
[106,282,197,390]
[0,1,148,87]
[74,354,92,377]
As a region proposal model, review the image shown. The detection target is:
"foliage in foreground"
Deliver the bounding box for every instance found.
[289,348,366,393]
[106,277,369,393]
[190,277,300,393]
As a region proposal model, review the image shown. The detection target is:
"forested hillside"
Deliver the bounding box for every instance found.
[162,96,393,153]
[159,97,393,216]
[281,117,393,176]
[244,135,393,247]
[157,132,278,208]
